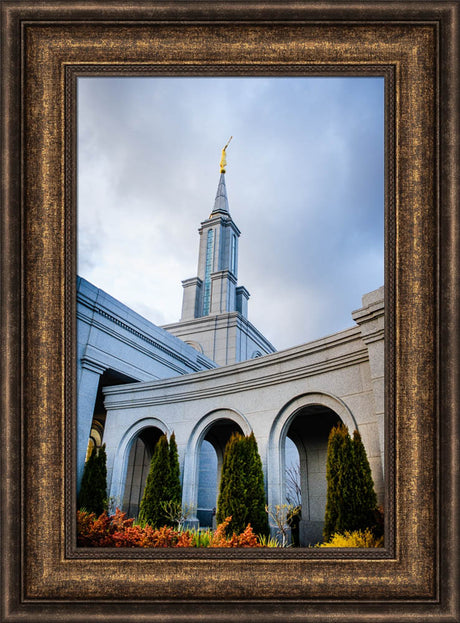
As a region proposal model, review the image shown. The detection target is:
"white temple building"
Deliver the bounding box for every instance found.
[77,146,384,545]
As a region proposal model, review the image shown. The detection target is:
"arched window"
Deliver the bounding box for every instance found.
[85,419,104,462]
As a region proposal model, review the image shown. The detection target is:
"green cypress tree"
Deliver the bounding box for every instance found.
[139,434,171,528]
[335,429,358,534]
[323,424,348,541]
[97,444,108,511]
[246,432,270,537]
[217,433,247,533]
[167,432,182,506]
[216,432,233,526]
[217,432,269,536]
[78,445,96,513]
[351,430,378,531]
[324,425,379,542]
[78,444,108,516]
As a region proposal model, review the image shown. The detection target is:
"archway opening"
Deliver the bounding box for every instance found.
[122,426,163,519]
[284,405,342,546]
[197,418,244,528]
[285,437,301,507]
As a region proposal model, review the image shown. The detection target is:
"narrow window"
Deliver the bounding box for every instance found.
[203,229,214,315]
[231,234,237,274]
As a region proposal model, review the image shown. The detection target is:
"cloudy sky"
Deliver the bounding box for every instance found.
[78,76,384,351]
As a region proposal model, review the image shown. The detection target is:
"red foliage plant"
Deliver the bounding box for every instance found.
[209,516,261,548]
[77,509,261,548]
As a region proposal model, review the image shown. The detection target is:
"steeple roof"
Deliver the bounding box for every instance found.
[210,172,230,217]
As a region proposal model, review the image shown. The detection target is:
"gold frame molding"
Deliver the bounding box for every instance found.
[1,2,458,621]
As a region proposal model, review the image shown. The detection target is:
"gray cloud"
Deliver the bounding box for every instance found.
[78,76,384,350]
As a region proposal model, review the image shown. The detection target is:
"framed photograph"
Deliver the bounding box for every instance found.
[75,73,386,551]
[1,2,458,621]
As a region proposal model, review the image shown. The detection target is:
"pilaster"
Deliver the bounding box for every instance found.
[77,357,106,491]
[180,276,202,321]
[236,285,250,319]
[210,270,237,315]
[352,286,385,474]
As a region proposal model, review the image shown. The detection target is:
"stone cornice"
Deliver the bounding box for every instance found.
[359,327,385,345]
[199,216,241,237]
[104,326,367,408]
[352,291,384,345]
[161,310,276,354]
[352,303,384,324]
[104,348,369,408]
[210,269,237,285]
[181,276,203,288]
[236,285,250,299]
[351,287,384,324]
[162,311,241,331]
[77,295,216,373]
[81,357,106,375]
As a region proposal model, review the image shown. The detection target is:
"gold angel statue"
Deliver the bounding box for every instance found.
[219,136,233,173]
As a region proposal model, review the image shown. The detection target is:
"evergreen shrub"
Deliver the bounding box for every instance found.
[138,431,183,528]
[167,432,182,507]
[216,432,269,537]
[77,444,108,516]
[323,424,379,542]
[138,434,171,528]
[352,430,378,531]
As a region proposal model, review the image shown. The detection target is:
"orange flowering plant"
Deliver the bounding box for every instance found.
[77,509,262,548]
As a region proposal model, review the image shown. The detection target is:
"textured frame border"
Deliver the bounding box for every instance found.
[1,2,458,622]
[64,61,395,563]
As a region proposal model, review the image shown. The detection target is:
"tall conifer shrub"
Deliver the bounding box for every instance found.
[323,424,349,541]
[217,433,246,532]
[139,434,171,528]
[78,444,108,516]
[167,432,182,507]
[246,432,270,537]
[217,432,269,537]
[323,424,378,542]
[352,430,378,531]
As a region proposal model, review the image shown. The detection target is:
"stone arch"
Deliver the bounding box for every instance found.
[267,392,357,544]
[108,416,170,512]
[181,408,252,526]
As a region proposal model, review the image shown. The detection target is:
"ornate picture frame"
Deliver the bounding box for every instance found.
[1,2,458,621]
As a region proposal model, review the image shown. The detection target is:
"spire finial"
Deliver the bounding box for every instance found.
[219,136,233,173]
